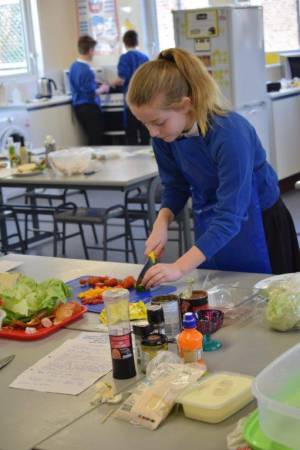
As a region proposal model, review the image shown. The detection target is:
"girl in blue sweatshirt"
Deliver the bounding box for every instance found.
[127,48,300,288]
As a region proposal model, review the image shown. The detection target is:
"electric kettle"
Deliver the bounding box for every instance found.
[37,77,57,99]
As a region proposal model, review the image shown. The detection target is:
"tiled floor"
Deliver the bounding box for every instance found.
[4,188,300,264]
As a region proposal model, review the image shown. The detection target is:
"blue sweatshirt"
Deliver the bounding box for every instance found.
[69,60,100,107]
[117,50,149,94]
[152,112,280,260]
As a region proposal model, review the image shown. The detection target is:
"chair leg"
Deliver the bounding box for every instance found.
[62,223,66,256]
[126,214,137,263]
[79,223,89,259]
[53,220,59,257]
[103,222,108,261]
[13,212,26,254]
[81,190,98,244]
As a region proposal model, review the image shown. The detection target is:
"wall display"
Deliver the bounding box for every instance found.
[185,10,219,38]
[76,0,120,55]
[194,38,211,52]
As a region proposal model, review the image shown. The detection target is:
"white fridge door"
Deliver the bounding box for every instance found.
[237,101,270,161]
[229,7,267,108]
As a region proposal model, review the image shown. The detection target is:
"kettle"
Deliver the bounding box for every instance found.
[37,77,57,99]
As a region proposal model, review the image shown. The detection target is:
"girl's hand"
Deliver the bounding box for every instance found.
[144,225,168,258]
[142,263,183,289]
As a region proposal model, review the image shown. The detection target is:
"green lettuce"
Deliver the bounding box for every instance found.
[265,287,300,331]
[0,275,73,324]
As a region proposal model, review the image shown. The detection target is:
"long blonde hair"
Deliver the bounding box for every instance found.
[127,48,227,136]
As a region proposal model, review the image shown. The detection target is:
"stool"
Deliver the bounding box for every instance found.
[0,206,26,254]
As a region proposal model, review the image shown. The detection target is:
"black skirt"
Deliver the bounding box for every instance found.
[262,197,300,274]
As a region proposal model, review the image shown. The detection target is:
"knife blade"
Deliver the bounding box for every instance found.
[136,251,157,286]
[0,354,15,370]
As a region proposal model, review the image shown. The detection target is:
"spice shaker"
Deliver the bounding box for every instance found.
[146,304,166,335]
[132,322,153,366]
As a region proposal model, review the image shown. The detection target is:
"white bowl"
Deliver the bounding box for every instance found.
[48,148,93,176]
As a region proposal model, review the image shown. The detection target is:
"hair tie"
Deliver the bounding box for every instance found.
[158,52,175,63]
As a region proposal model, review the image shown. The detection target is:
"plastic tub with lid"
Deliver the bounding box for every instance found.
[178,371,253,423]
[252,342,300,450]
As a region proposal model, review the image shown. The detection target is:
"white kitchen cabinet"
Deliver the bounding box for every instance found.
[28,102,87,148]
[269,93,300,180]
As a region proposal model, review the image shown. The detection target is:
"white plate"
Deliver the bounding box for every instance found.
[254,273,296,290]
[14,170,44,177]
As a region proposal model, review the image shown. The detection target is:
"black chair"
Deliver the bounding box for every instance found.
[25,188,98,244]
[0,205,26,254]
[53,202,137,262]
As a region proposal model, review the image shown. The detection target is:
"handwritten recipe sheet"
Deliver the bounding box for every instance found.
[10,332,112,395]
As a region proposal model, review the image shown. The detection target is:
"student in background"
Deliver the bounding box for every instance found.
[114,30,150,144]
[127,48,300,287]
[69,35,109,145]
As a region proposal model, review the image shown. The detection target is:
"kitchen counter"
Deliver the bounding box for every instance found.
[268,86,300,100]
[0,95,71,111]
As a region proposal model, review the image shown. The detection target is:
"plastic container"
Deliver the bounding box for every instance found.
[178,371,254,423]
[151,294,180,340]
[252,342,300,449]
[177,312,203,364]
[103,288,136,380]
[243,409,292,450]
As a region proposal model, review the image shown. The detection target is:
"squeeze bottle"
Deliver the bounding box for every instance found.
[177,312,203,364]
[103,288,136,379]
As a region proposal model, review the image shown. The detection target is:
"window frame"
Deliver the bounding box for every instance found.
[0,0,37,80]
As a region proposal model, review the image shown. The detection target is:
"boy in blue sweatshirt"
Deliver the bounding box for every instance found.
[69,35,108,145]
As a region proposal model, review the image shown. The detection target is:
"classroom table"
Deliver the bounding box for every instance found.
[0,146,192,251]
[0,254,298,450]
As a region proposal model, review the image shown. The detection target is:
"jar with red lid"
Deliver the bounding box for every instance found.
[180,290,208,321]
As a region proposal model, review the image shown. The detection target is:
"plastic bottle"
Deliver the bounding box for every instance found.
[103,288,136,379]
[177,312,203,364]
[7,137,16,166]
[19,138,29,165]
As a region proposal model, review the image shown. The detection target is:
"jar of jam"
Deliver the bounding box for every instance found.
[141,333,168,373]
[180,289,208,320]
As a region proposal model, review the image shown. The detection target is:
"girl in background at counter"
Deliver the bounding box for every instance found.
[127,48,300,288]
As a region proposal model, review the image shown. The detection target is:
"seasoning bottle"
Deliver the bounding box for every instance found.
[177,312,203,364]
[132,322,153,367]
[146,304,166,335]
[103,288,136,379]
[7,137,16,166]
[141,333,168,373]
[19,138,29,165]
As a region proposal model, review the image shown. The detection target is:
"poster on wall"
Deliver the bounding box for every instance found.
[77,0,120,55]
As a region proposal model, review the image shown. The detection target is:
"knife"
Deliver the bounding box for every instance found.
[136,251,157,286]
[0,354,15,370]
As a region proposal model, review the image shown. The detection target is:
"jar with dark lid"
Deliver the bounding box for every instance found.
[180,290,208,320]
[141,333,168,373]
[132,323,154,366]
[146,304,165,335]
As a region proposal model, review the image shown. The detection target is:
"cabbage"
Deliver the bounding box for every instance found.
[265,288,300,331]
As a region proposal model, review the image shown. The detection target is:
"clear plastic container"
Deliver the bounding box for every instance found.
[178,371,253,423]
[252,342,300,449]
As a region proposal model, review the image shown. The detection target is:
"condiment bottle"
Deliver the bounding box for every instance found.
[103,288,136,379]
[146,304,166,335]
[141,333,168,373]
[132,322,153,366]
[177,312,203,364]
[7,137,16,166]
[19,138,29,165]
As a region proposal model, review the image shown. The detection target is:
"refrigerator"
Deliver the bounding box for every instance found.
[173,6,270,158]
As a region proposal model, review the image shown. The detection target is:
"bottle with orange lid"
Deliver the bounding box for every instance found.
[177,312,204,364]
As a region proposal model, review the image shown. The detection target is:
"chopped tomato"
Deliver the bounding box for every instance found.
[121,276,136,289]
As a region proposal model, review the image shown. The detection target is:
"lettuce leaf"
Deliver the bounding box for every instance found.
[0,275,73,324]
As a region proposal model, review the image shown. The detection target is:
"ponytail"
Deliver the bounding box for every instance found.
[127,48,228,136]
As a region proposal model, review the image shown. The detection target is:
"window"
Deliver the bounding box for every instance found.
[155,0,300,53]
[0,0,32,77]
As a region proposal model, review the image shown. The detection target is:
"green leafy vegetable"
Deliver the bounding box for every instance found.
[0,275,73,325]
[265,287,300,331]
